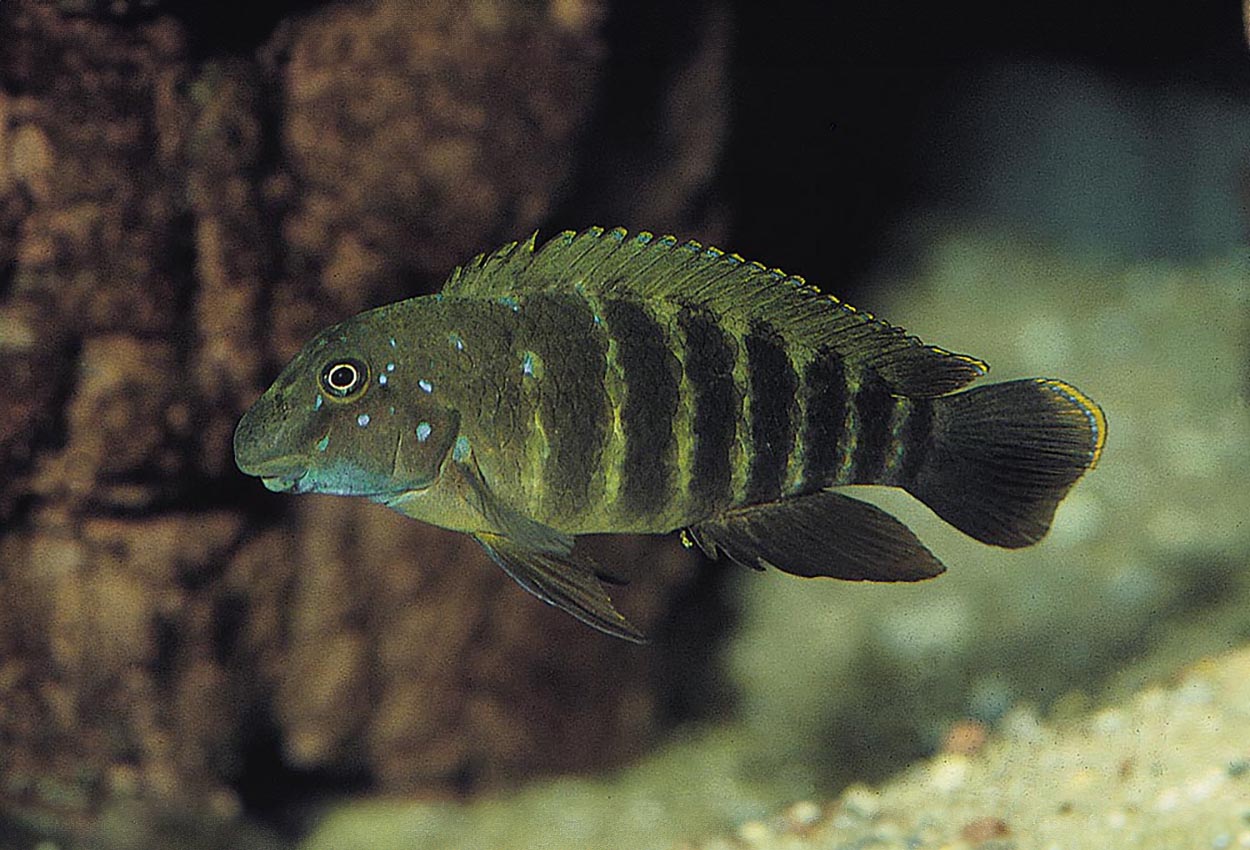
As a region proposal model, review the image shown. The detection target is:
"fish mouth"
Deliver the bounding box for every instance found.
[261,470,308,493]
[260,468,426,501]
[239,454,310,493]
[243,452,436,500]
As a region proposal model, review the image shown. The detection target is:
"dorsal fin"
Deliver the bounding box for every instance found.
[441,226,987,397]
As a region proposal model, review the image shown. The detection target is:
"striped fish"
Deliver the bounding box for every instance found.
[234,227,1106,642]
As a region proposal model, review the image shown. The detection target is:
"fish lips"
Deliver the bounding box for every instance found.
[261,470,308,493]
[235,447,309,488]
[239,442,439,499]
[257,463,434,500]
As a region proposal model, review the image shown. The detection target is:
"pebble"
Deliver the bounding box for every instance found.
[1186,768,1227,802]
[928,756,970,793]
[1176,679,1216,705]
[737,820,770,844]
[783,800,821,829]
[1154,787,1181,812]
[942,720,989,756]
[960,816,1010,842]
[841,785,881,818]
[1091,708,1126,736]
[999,708,1047,745]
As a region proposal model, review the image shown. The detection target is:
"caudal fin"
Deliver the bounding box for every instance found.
[905,378,1105,548]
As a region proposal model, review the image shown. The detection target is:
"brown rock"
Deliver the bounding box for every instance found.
[0,300,69,517]
[269,0,606,360]
[25,335,188,510]
[0,4,190,334]
[268,496,694,791]
[0,0,730,843]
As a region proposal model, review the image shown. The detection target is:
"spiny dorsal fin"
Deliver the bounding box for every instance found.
[441,226,987,397]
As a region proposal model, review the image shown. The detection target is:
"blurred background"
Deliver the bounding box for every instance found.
[1,1,1247,848]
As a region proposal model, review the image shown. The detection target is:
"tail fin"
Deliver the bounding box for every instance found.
[905,379,1105,548]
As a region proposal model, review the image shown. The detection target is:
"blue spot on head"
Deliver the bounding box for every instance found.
[453,435,470,462]
[418,379,433,393]
[314,394,323,411]
[389,337,397,348]
[315,434,330,452]
[378,373,388,386]
[448,332,465,351]
[498,295,520,312]
[521,352,534,377]
[415,421,432,442]
[386,362,395,372]
[357,413,370,427]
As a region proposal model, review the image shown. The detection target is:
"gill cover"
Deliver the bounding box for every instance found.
[389,403,460,493]
[235,322,461,499]
[301,344,462,496]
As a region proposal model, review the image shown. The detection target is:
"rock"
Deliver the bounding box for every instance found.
[0,1,728,843]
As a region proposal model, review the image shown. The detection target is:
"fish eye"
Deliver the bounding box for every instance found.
[320,358,368,399]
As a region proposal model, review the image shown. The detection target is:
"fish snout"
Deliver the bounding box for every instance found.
[232,405,270,476]
[233,399,308,483]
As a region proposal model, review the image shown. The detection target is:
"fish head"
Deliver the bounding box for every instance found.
[233,315,460,501]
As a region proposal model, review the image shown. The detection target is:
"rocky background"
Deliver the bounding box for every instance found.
[1,1,1247,849]
[0,1,730,846]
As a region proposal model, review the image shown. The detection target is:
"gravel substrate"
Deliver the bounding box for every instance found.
[683,646,1250,849]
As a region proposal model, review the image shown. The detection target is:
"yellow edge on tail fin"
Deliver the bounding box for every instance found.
[1038,378,1107,468]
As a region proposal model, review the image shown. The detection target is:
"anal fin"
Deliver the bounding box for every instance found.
[474,533,647,644]
[688,490,945,582]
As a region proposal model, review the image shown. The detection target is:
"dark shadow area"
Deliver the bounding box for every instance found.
[722,0,1250,297]
[651,556,740,723]
[232,716,373,839]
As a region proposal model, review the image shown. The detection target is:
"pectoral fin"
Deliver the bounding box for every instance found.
[474,533,647,643]
[688,490,945,582]
[409,439,643,641]
[450,448,575,556]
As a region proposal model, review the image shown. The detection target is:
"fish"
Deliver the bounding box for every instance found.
[234,226,1106,643]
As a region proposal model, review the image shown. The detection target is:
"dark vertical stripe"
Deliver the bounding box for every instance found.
[893,397,933,486]
[604,298,680,516]
[678,306,739,514]
[532,293,609,517]
[800,347,848,490]
[744,321,798,505]
[848,372,896,484]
